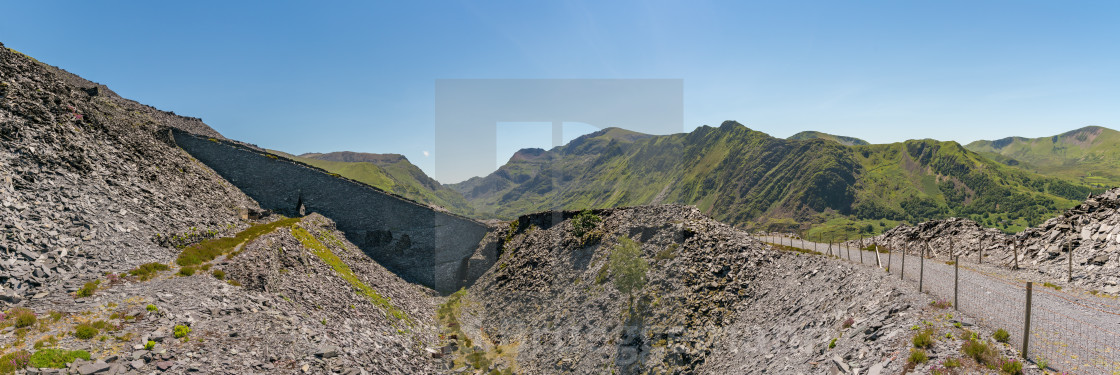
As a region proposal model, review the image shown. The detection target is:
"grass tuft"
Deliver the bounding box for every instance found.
[176,218,300,267]
[128,262,170,281]
[291,225,411,323]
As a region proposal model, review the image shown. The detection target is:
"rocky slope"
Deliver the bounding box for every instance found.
[0,214,442,374]
[0,43,258,303]
[442,205,1017,374]
[848,187,1120,294]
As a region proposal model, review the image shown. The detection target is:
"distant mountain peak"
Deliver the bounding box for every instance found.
[509,148,547,162]
[719,120,746,130]
[788,131,870,146]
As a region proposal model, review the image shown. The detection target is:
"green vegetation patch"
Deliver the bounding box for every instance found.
[291,226,410,323]
[609,237,648,308]
[993,328,1010,343]
[28,349,90,368]
[73,324,98,340]
[908,348,929,364]
[128,262,170,281]
[75,280,100,298]
[176,218,301,267]
[0,350,30,373]
[7,308,36,328]
[173,325,190,339]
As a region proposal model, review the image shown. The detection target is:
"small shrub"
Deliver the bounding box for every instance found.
[28,348,90,368]
[570,210,602,239]
[1042,282,1061,291]
[48,311,62,322]
[146,304,158,312]
[128,263,170,281]
[212,269,226,280]
[75,280,100,298]
[913,328,936,349]
[841,317,855,329]
[993,328,1010,343]
[943,357,962,368]
[998,357,1023,374]
[73,324,98,340]
[829,337,837,349]
[91,320,119,332]
[227,279,242,287]
[9,308,36,328]
[962,339,998,365]
[930,299,952,309]
[908,348,929,364]
[145,340,155,350]
[178,266,196,277]
[173,324,191,338]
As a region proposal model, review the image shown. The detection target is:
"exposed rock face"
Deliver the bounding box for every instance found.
[451,205,950,374]
[0,43,256,301]
[851,187,1120,293]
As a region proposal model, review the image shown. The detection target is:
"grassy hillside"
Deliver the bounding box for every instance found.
[268,150,475,216]
[788,130,870,146]
[452,121,1098,235]
[965,126,1120,189]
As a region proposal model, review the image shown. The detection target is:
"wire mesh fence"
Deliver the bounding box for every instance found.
[758,234,1120,374]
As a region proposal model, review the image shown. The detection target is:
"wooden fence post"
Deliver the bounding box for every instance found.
[859,236,864,264]
[979,236,983,264]
[953,255,959,311]
[1023,282,1033,359]
[901,244,906,280]
[1067,239,1073,282]
[919,241,926,292]
[1013,239,1020,270]
[874,239,882,268]
[886,244,892,272]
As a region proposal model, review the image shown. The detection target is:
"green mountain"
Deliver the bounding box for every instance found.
[451,121,1097,234]
[269,150,475,216]
[964,126,1120,188]
[788,131,870,146]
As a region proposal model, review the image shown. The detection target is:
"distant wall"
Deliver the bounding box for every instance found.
[171,129,491,294]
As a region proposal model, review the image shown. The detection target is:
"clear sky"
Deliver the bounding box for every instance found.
[2,1,1118,182]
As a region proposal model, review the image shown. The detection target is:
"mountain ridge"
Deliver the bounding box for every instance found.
[965,125,1120,188]
[450,121,1098,233]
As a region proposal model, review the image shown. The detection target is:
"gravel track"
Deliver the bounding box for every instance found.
[758,235,1120,374]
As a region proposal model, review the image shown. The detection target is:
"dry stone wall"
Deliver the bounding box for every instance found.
[170,129,490,294]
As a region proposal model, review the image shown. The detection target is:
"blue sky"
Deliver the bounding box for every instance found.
[2,1,1118,182]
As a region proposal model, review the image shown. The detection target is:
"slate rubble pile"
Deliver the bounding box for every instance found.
[455,205,991,374]
[1,214,442,374]
[852,188,1120,294]
[0,43,257,303]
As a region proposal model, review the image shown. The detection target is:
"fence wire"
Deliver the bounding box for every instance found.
[759,234,1120,374]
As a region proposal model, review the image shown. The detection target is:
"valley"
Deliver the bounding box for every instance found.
[2,40,1118,375]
